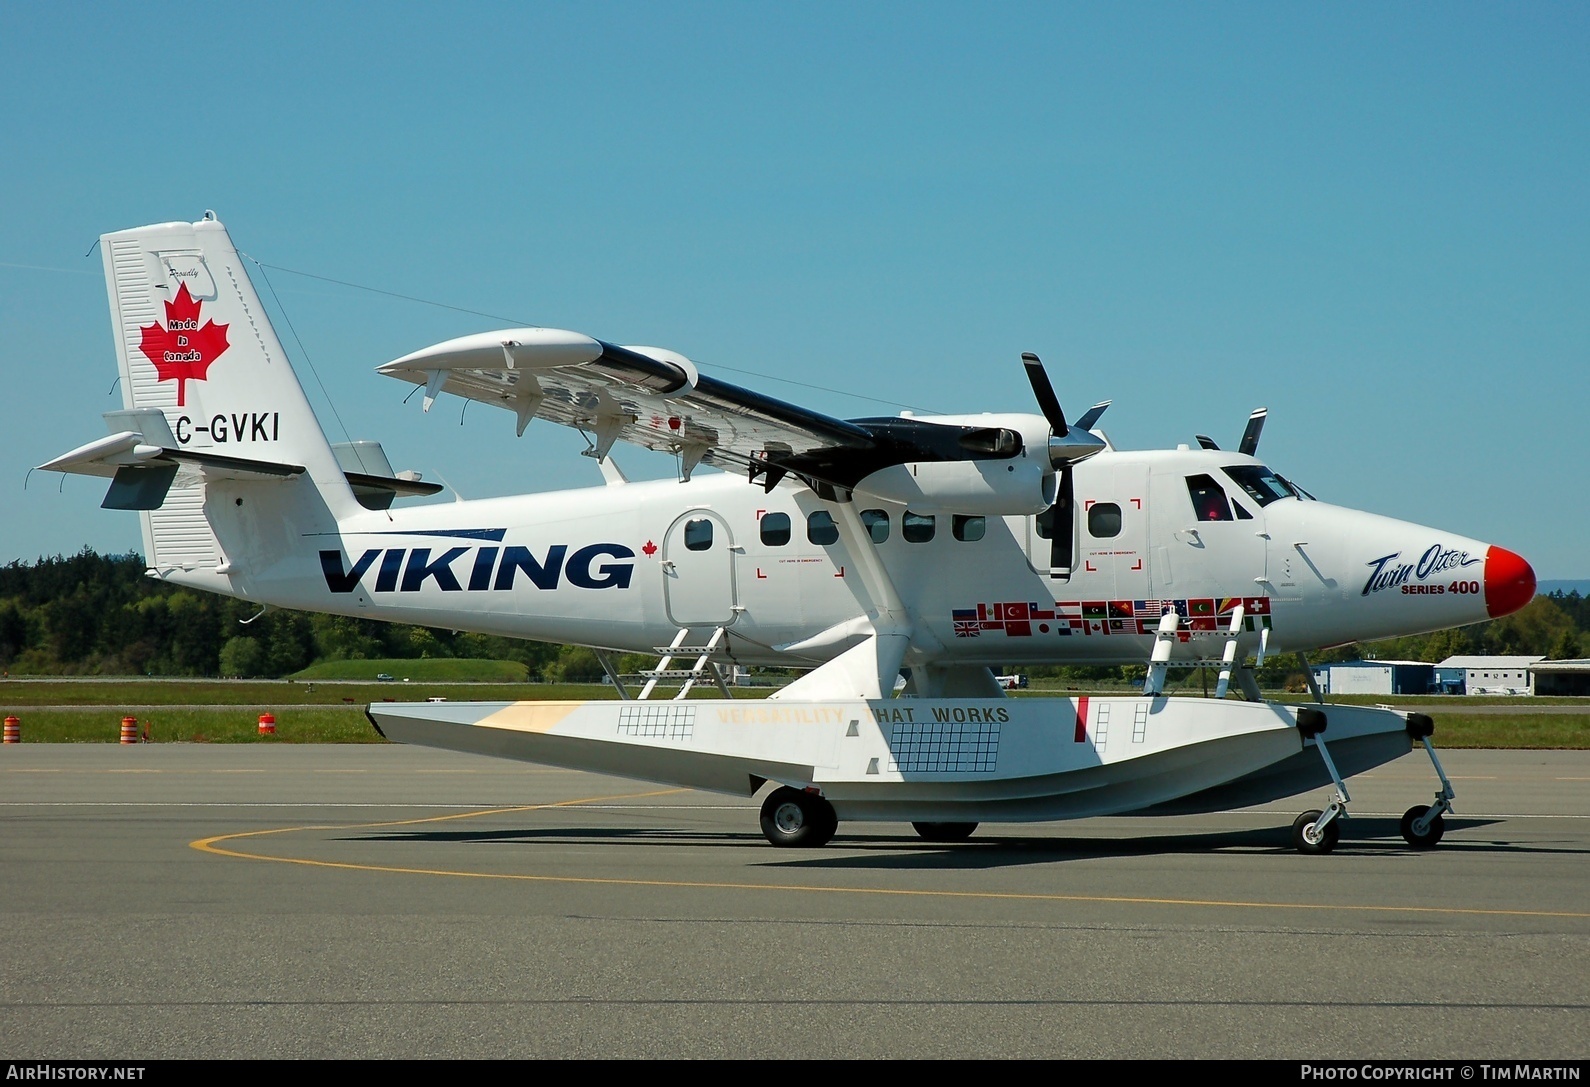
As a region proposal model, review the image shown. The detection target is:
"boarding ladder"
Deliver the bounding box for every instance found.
[1142,605,1267,701]
[628,626,735,701]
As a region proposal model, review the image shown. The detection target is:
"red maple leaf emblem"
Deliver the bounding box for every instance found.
[137,282,230,407]
[642,540,657,556]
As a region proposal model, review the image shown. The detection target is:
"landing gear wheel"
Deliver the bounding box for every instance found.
[759,787,838,848]
[1400,804,1445,849]
[1292,809,1339,854]
[912,821,978,842]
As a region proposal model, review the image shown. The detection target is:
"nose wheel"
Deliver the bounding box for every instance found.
[1400,715,1455,849]
[1292,809,1340,854]
[1400,804,1446,848]
[759,786,838,848]
[1291,708,1349,855]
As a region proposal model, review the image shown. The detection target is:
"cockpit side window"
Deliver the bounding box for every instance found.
[1186,474,1233,522]
[1222,464,1299,507]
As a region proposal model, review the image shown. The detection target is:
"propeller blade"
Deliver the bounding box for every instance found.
[1238,408,1268,456]
[1049,463,1075,580]
[1195,434,1220,451]
[1074,400,1111,432]
[1022,352,1068,435]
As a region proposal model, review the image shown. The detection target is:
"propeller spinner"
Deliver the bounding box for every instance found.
[1022,352,1108,580]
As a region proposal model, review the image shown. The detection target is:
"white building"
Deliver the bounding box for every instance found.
[1310,660,1436,696]
[1436,655,1543,696]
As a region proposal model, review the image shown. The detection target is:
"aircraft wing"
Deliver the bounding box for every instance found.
[378,328,1021,493]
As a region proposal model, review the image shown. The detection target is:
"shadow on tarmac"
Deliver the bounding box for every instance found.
[336,815,1589,873]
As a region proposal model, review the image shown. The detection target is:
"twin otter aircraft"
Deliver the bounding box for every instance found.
[43,215,1537,852]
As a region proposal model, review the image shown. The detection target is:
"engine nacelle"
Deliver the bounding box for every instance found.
[852,459,1056,516]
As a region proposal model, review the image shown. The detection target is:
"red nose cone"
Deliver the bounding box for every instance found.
[1484,546,1536,618]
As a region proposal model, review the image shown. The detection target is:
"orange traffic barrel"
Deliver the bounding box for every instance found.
[258,712,276,736]
[120,716,138,744]
[3,716,18,743]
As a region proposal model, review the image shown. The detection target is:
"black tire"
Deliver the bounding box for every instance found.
[912,821,978,842]
[1400,804,1445,849]
[759,787,838,848]
[1292,809,1339,854]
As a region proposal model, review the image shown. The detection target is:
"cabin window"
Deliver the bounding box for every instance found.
[903,511,936,543]
[1186,475,1233,522]
[953,514,986,542]
[759,511,791,546]
[860,508,890,543]
[1035,505,1057,539]
[684,518,714,551]
[1087,502,1122,538]
[807,510,839,546]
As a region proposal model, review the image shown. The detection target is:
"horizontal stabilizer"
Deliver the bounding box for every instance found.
[331,440,442,509]
[343,470,444,511]
[40,433,305,510]
[38,436,453,511]
[42,420,439,512]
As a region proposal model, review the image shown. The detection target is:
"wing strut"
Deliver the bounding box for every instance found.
[768,494,914,701]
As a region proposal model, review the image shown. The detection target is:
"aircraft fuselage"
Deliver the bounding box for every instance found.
[167,444,1531,669]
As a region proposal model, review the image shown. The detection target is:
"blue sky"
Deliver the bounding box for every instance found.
[3,2,1585,578]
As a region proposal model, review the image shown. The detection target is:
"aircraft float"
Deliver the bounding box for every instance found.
[40,215,1537,853]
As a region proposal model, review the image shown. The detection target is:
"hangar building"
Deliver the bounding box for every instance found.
[1310,660,1436,696]
[1436,656,1543,696]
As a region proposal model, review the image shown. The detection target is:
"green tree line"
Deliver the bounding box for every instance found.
[0,549,1584,681]
[0,549,600,680]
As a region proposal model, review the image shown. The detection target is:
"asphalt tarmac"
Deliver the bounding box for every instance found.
[2,742,1586,1060]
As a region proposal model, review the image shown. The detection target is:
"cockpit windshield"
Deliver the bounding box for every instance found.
[1222,464,1308,506]
[1278,475,1316,501]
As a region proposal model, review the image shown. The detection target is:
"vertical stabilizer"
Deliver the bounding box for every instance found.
[99,214,359,573]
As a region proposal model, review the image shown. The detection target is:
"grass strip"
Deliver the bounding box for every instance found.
[3,707,386,744]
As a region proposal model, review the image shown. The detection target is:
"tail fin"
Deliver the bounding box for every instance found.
[94,213,362,572]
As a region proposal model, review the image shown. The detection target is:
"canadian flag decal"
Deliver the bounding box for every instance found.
[138,281,230,407]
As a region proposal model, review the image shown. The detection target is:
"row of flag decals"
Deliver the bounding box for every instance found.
[951,597,1274,638]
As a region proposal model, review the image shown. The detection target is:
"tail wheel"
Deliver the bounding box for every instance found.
[912,821,978,842]
[1292,809,1339,854]
[1400,804,1446,849]
[759,787,838,848]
